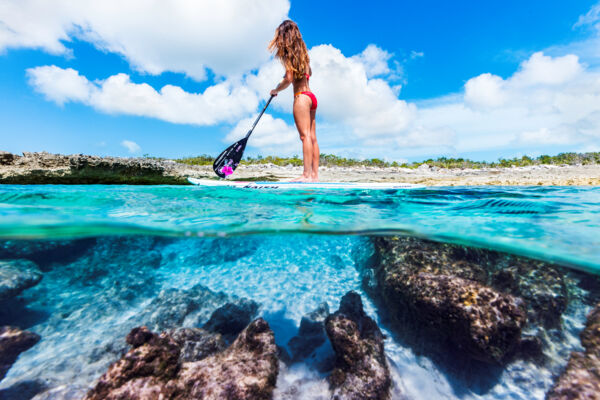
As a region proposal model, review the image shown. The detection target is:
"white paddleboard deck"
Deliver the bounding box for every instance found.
[188,178,425,190]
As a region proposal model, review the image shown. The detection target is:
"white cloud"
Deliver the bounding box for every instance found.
[465,52,582,111]
[27,66,259,125]
[415,51,600,154]
[19,1,600,161]
[225,113,298,154]
[511,52,582,86]
[243,44,420,146]
[410,50,424,60]
[0,0,289,80]
[309,45,416,138]
[26,66,92,105]
[574,2,600,31]
[464,73,507,110]
[121,140,141,153]
[351,44,392,78]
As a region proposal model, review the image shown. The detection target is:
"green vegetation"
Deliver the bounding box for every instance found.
[173,152,600,169]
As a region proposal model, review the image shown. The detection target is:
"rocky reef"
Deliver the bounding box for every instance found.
[84,318,279,400]
[546,303,600,399]
[326,291,391,400]
[363,235,600,396]
[0,259,42,384]
[0,326,40,382]
[0,151,192,184]
[0,260,42,302]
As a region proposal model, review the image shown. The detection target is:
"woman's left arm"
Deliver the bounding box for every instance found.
[270,70,294,96]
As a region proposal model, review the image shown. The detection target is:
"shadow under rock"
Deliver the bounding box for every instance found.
[0,380,48,400]
[0,239,97,271]
[262,308,336,373]
[261,309,300,350]
[0,297,49,329]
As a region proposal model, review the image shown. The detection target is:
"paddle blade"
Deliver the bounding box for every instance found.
[213,138,248,178]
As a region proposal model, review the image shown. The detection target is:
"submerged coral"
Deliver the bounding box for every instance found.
[85,318,279,400]
[546,303,600,399]
[0,260,42,302]
[0,326,40,382]
[326,291,391,400]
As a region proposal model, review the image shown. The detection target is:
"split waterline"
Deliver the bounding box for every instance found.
[0,184,599,399]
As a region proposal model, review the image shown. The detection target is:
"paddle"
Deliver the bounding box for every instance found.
[213,95,275,178]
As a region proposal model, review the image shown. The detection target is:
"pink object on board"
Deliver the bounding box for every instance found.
[221,166,234,176]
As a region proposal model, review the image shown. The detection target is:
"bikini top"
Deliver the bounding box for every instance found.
[286,71,310,81]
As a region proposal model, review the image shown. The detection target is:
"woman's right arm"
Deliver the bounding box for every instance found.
[270,70,294,96]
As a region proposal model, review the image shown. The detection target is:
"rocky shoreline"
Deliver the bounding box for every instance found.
[0,236,599,399]
[2,151,600,185]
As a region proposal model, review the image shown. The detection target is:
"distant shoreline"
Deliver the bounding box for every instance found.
[1,151,599,186]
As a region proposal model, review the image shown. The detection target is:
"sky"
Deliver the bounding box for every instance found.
[1,0,599,162]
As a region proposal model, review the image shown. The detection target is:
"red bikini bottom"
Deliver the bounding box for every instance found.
[295,91,317,110]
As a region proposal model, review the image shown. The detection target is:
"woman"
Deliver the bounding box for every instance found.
[269,20,319,182]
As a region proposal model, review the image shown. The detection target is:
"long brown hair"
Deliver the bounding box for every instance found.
[268,20,310,80]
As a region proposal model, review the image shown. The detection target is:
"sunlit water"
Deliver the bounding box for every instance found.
[0,184,598,399]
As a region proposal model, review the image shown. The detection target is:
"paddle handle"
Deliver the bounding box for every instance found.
[245,95,275,139]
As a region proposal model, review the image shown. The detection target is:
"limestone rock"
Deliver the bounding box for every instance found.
[326,291,390,400]
[0,151,189,184]
[0,326,40,382]
[203,298,259,341]
[384,271,526,364]
[85,318,278,400]
[546,304,600,399]
[372,236,570,329]
[0,151,15,165]
[0,259,42,302]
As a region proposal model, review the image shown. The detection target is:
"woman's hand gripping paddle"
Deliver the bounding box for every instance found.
[213,95,275,178]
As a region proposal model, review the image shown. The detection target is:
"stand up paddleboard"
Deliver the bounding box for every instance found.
[187,178,425,190]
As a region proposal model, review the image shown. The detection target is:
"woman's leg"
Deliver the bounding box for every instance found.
[310,109,319,181]
[292,95,313,182]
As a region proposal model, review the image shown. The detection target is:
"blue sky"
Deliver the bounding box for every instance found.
[1,1,599,162]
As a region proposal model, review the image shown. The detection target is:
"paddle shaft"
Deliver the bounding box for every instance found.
[245,95,275,139]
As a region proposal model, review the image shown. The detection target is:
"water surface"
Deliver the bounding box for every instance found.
[0,185,598,271]
[0,184,599,400]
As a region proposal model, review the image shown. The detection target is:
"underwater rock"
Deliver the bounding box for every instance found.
[139,284,231,332]
[325,291,390,400]
[84,326,181,400]
[368,236,578,362]
[288,302,330,361]
[491,264,568,328]
[371,236,571,330]
[384,270,526,364]
[176,317,278,399]
[166,327,225,363]
[0,326,40,382]
[0,260,42,302]
[203,298,259,341]
[0,151,189,184]
[85,318,278,400]
[0,239,96,270]
[546,303,600,399]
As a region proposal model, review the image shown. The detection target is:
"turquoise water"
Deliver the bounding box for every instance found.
[0,185,599,271]
[0,184,599,399]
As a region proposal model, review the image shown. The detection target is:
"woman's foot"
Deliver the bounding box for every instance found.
[289,174,311,182]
